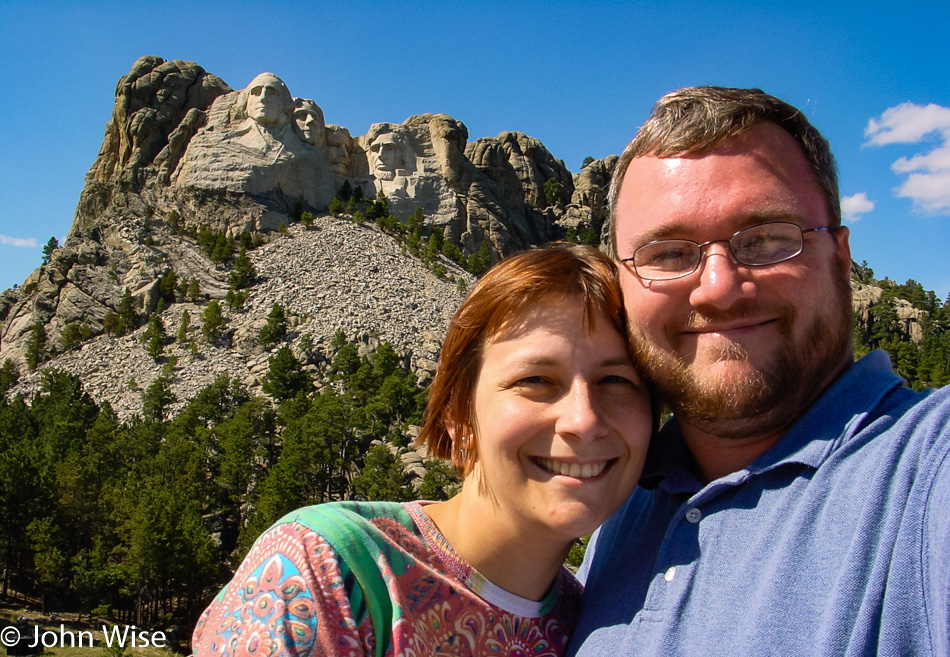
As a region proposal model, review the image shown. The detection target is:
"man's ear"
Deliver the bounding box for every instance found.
[834,226,852,280]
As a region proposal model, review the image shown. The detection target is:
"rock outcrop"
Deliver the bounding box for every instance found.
[8,217,471,420]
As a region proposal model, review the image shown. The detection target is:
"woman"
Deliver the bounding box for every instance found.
[192,243,654,656]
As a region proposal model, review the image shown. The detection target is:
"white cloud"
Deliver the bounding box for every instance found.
[840,193,875,222]
[864,103,950,146]
[865,102,950,215]
[0,235,38,248]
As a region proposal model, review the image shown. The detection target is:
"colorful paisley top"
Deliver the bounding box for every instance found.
[192,501,582,656]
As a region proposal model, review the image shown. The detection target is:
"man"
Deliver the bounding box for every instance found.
[568,86,950,656]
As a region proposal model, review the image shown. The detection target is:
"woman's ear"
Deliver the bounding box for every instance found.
[444,419,457,441]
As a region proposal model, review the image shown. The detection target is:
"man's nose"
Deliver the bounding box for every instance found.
[688,242,756,310]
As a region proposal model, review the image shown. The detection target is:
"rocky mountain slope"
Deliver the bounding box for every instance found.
[0,56,612,392]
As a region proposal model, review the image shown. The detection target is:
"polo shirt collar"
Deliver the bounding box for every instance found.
[641,350,904,493]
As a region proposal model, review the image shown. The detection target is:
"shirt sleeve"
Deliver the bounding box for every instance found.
[192,522,372,657]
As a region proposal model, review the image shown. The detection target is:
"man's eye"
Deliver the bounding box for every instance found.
[639,245,695,269]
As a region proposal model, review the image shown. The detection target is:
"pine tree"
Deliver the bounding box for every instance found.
[467,241,492,276]
[261,346,311,401]
[188,278,202,302]
[228,247,256,290]
[141,376,175,424]
[42,237,59,265]
[201,300,225,343]
[117,287,137,334]
[141,313,167,361]
[177,309,191,344]
[25,322,48,371]
[259,303,288,346]
[544,177,564,206]
[0,358,20,393]
[352,445,414,502]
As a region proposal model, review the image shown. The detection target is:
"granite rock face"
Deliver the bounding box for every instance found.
[172,73,338,226]
[84,56,232,191]
[7,218,471,420]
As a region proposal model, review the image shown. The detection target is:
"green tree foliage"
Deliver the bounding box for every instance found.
[117,287,137,334]
[141,313,168,361]
[352,444,414,502]
[259,303,288,346]
[0,337,430,628]
[61,321,92,352]
[416,459,461,500]
[228,247,257,290]
[188,277,203,301]
[225,289,249,311]
[543,177,564,206]
[167,209,181,234]
[0,357,20,393]
[201,300,226,343]
[850,274,950,390]
[141,376,175,423]
[467,241,492,276]
[25,321,48,371]
[177,309,191,344]
[42,237,60,265]
[158,270,178,304]
[329,197,345,216]
[197,225,235,264]
[261,346,311,401]
[582,156,595,168]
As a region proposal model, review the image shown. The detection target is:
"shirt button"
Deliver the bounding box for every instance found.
[685,508,702,523]
[664,566,676,582]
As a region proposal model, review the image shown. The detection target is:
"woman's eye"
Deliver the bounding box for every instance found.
[515,376,549,386]
[600,374,638,388]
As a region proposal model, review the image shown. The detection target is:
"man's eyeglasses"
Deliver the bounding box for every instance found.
[620,222,834,282]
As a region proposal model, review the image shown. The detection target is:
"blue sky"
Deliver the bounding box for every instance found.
[2,0,949,299]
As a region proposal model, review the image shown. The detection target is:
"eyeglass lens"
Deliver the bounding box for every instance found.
[633,222,806,280]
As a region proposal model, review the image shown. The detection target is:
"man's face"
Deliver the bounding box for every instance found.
[371,137,400,180]
[614,122,853,440]
[294,109,320,145]
[245,80,286,125]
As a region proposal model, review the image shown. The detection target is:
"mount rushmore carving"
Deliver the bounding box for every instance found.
[0,55,613,369]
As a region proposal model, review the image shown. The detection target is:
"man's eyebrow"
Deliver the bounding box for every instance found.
[622,223,693,254]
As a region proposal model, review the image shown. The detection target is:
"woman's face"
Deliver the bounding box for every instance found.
[464,294,652,543]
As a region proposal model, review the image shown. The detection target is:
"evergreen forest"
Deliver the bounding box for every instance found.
[0,334,459,645]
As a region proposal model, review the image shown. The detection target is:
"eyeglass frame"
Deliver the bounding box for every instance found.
[619,222,836,282]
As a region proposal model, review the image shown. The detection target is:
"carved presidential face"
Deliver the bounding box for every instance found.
[325,127,351,177]
[243,73,292,126]
[370,133,401,181]
[293,99,325,146]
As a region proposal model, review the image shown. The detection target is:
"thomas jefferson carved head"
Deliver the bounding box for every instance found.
[293,98,326,147]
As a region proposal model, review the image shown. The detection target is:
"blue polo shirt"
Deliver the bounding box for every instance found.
[569,351,950,656]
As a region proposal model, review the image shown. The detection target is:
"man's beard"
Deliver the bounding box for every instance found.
[628,277,853,440]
